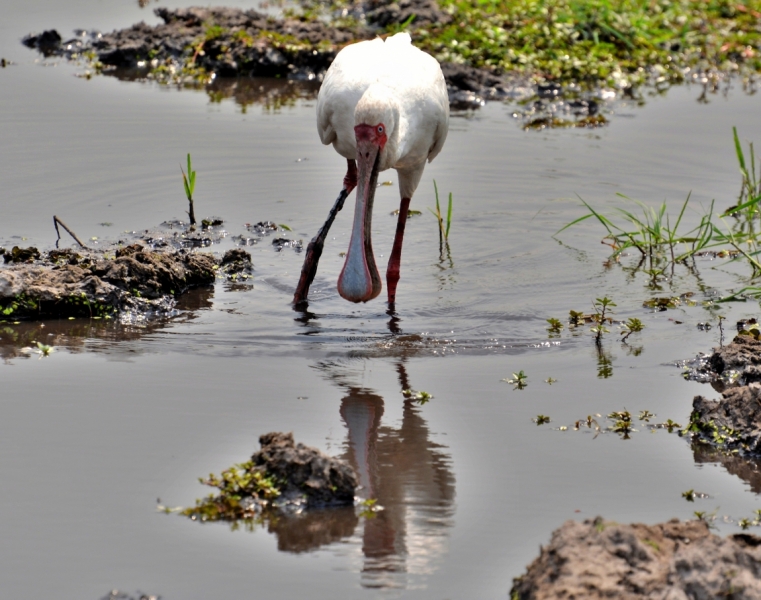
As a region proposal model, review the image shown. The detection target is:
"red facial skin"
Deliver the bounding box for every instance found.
[336,122,388,303]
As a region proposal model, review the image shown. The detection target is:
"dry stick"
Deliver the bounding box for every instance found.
[53,215,87,249]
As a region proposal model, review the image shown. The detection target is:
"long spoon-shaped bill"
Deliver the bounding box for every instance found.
[337,139,382,302]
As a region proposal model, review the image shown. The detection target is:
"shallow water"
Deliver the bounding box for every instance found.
[3,2,761,599]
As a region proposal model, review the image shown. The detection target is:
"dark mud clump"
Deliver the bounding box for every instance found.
[24,7,368,81]
[182,432,358,524]
[685,384,761,454]
[511,517,761,599]
[219,248,253,281]
[680,334,761,455]
[20,6,536,110]
[253,431,357,507]
[0,245,216,321]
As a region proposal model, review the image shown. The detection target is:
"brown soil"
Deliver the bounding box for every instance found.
[511,517,761,599]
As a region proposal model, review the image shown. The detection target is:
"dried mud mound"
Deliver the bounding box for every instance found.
[252,432,357,507]
[511,517,761,599]
[0,244,217,320]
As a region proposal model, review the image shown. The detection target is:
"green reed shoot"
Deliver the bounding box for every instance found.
[181,153,197,227]
[728,126,760,215]
[430,180,453,244]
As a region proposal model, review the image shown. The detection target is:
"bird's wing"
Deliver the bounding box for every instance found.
[317,38,385,157]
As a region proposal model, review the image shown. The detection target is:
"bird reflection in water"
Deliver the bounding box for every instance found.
[324,358,456,589]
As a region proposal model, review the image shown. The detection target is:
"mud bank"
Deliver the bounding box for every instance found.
[0,244,232,321]
[22,6,532,110]
[682,335,761,455]
[511,517,761,599]
[182,432,358,523]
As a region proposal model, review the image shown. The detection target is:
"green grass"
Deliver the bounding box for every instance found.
[430,180,453,243]
[295,0,761,89]
[413,0,761,89]
[557,128,761,282]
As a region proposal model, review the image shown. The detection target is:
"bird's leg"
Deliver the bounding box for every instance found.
[386,196,411,306]
[293,159,357,307]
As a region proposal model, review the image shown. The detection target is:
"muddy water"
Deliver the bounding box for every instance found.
[3,2,761,599]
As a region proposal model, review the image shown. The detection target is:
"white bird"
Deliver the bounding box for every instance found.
[293,32,449,307]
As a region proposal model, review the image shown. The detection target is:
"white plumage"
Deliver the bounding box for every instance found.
[293,33,450,306]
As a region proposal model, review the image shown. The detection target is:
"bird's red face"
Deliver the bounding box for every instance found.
[336,123,388,303]
[354,123,388,150]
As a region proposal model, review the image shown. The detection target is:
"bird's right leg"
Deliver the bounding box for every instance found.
[293,159,357,307]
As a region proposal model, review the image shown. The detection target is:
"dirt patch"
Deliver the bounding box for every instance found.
[0,244,216,321]
[21,5,535,108]
[511,517,761,599]
[181,432,358,524]
[678,335,761,455]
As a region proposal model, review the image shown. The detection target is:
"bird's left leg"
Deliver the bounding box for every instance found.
[386,196,411,306]
[293,159,357,307]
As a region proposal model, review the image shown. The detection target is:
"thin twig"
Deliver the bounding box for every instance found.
[53,215,87,249]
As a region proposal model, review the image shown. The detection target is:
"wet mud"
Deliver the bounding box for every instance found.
[511,517,761,599]
[681,335,761,455]
[21,6,590,116]
[0,244,217,321]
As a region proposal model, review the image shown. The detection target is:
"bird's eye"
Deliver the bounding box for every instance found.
[377,125,384,134]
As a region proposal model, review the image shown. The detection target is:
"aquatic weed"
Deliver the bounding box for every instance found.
[502,370,528,389]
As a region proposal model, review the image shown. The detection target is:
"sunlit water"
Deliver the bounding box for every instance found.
[2,2,761,599]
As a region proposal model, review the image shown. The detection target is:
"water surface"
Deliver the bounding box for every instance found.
[2,2,761,599]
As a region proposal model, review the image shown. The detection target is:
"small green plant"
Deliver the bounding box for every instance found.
[738,517,752,530]
[181,153,197,227]
[591,296,616,345]
[608,409,633,437]
[662,419,681,433]
[430,180,453,245]
[402,389,433,404]
[638,410,654,422]
[502,370,527,390]
[683,489,696,502]
[534,414,551,425]
[181,460,280,523]
[358,497,383,519]
[621,318,644,343]
[545,377,557,385]
[546,317,564,335]
[35,341,53,358]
